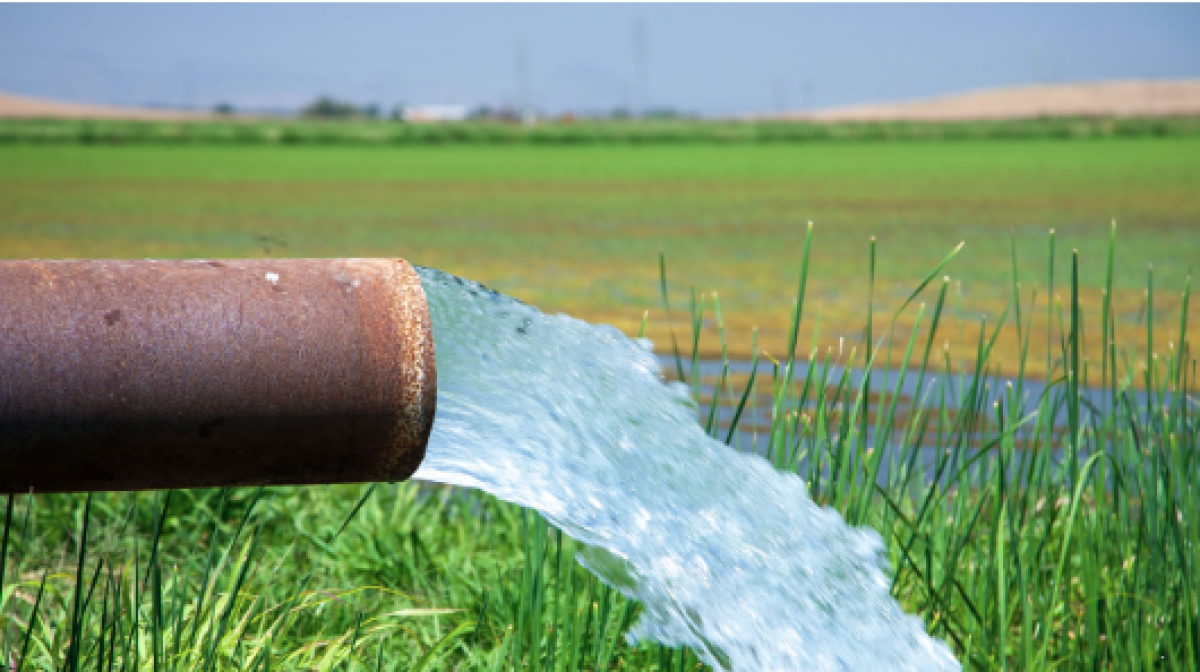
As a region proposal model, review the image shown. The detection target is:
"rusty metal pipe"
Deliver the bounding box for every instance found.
[0,258,435,493]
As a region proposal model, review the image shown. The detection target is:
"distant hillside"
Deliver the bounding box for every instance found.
[0,91,213,121]
[766,80,1200,122]
[7,80,1200,124]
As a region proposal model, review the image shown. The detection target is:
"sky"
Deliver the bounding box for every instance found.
[1,3,1199,116]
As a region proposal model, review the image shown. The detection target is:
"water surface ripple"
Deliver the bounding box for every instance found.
[413,267,959,671]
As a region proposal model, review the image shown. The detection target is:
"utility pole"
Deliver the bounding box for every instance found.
[515,39,532,124]
[178,60,193,111]
[1031,41,1045,84]
[633,19,646,118]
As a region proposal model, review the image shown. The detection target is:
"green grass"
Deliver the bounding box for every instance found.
[0,484,704,670]
[1,139,1197,379]
[2,225,1197,669]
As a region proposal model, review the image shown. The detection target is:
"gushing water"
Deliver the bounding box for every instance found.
[412,268,959,671]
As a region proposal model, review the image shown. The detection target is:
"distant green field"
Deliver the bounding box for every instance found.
[3,115,1199,145]
[1,138,1197,377]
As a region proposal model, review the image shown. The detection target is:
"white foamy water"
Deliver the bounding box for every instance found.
[412,267,959,671]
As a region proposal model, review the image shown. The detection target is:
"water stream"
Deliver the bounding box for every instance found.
[411,267,959,671]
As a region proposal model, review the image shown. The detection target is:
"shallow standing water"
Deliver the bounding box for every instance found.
[412,267,959,671]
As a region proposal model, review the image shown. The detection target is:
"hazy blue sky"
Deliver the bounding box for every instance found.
[2,4,1198,115]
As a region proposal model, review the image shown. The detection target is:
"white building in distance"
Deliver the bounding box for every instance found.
[400,104,471,123]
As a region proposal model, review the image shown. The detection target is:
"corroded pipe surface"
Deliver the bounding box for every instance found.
[0,259,435,493]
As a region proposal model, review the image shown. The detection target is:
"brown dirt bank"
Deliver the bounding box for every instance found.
[761,80,1200,122]
[0,91,215,121]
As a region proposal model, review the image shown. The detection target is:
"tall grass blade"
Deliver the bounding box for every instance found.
[659,252,686,383]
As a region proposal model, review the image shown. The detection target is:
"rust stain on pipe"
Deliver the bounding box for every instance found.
[0,258,436,493]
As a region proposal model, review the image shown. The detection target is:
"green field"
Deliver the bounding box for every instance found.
[2,135,1198,668]
[1,138,1197,379]
[4,115,1199,146]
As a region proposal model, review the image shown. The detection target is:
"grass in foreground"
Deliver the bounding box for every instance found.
[2,225,1196,669]
[1,139,1198,378]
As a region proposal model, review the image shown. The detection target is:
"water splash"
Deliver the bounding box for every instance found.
[412,267,959,671]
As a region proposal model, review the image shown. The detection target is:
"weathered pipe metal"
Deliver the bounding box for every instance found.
[0,259,435,493]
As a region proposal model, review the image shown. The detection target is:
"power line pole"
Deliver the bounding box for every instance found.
[774,80,789,115]
[1030,41,1044,84]
[633,19,646,118]
[515,39,532,124]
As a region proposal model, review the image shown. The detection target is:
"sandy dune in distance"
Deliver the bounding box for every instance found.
[760,80,1200,122]
[0,91,213,121]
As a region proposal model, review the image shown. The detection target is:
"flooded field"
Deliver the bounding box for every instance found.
[1,139,1196,381]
